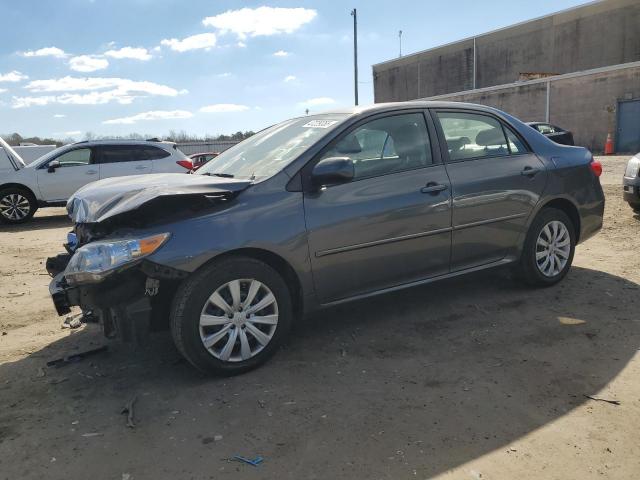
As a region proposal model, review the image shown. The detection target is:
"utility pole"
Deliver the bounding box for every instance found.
[398,30,403,57]
[351,8,358,106]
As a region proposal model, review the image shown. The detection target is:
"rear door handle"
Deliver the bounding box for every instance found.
[421,183,448,194]
[135,165,148,170]
[86,170,98,175]
[521,166,541,177]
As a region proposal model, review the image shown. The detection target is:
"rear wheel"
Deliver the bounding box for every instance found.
[0,188,37,224]
[515,208,576,287]
[170,256,293,375]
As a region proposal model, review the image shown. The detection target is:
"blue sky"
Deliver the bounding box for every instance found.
[0,0,587,140]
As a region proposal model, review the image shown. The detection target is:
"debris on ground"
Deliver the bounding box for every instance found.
[121,395,137,428]
[61,313,83,329]
[233,455,264,467]
[81,432,103,437]
[37,367,46,377]
[46,345,108,368]
[48,377,69,385]
[583,394,621,406]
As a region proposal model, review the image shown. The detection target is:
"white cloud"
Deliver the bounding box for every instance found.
[0,88,7,94]
[237,41,247,48]
[284,75,296,82]
[69,55,109,72]
[161,33,217,52]
[200,103,249,113]
[0,70,28,82]
[103,110,193,125]
[217,72,232,78]
[13,76,186,108]
[273,50,290,57]
[298,97,336,107]
[23,47,67,58]
[53,114,66,118]
[104,47,152,61]
[203,7,317,39]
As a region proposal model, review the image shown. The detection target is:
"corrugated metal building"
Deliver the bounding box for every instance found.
[372,0,640,152]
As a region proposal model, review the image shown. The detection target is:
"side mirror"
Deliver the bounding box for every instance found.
[47,160,61,173]
[311,157,355,189]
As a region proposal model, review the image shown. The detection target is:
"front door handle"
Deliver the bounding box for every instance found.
[86,170,98,175]
[135,165,148,170]
[421,183,448,194]
[521,166,541,177]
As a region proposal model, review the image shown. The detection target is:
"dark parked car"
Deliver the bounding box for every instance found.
[527,122,575,146]
[48,102,604,375]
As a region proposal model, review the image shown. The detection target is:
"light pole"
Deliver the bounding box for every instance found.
[399,30,403,57]
[351,8,358,106]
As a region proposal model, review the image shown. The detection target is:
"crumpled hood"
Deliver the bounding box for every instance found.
[67,173,252,223]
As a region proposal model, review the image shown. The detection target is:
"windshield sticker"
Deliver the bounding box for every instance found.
[302,120,339,129]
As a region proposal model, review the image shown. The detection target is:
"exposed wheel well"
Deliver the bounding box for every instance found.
[206,248,304,319]
[0,183,37,201]
[539,198,581,242]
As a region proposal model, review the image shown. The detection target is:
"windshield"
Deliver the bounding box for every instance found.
[195,114,348,179]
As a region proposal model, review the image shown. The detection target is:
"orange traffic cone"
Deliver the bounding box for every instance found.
[604,133,614,155]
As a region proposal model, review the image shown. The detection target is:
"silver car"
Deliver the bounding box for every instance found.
[623,153,640,212]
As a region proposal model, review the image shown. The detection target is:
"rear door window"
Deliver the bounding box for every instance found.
[96,145,149,163]
[436,112,516,161]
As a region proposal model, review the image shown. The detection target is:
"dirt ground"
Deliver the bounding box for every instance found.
[1,156,639,480]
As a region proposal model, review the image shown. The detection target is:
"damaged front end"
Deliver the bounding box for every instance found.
[47,173,251,344]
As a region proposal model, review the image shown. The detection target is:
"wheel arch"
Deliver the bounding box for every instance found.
[0,183,38,201]
[201,247,304,319]
[537,197,581,243]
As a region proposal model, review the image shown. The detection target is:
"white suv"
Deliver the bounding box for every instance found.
[0,138,193,224]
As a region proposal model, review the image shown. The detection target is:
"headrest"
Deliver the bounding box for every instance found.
[475,127,505,147]
[390,124,424,157]
[337,134,362,154]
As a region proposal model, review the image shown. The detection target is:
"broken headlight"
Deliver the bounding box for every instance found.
[64,233,170,285]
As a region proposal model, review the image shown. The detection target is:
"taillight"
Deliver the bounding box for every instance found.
[177,159,193,170]
[590,160,602,177]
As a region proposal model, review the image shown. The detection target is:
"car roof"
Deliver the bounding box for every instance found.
[320,100,507,117]
[69,139,176,148]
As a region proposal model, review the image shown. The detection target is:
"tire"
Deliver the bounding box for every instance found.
[0,187,37,224]
[170,256,293,376]
[515,207,576,287]
[628,202,640,214]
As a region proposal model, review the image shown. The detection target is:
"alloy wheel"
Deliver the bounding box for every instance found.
[535,220,571,277]
[199,279,279,362]
[0,193,30,221]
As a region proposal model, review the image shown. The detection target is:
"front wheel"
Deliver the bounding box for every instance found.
[170,256,293,375]
[0,188,37,224]
[515,208,576,287]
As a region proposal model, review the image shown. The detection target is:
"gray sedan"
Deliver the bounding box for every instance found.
[48,102,605,375]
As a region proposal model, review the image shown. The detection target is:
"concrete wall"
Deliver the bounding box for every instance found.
[427,65,640,152]
[373,0,640,102]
